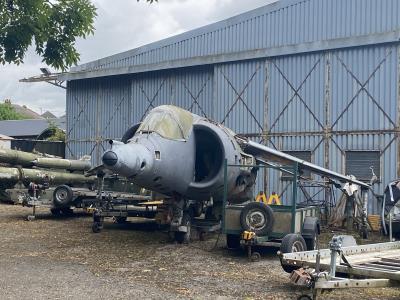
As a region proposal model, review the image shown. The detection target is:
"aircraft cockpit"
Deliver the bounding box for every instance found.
[137,105,193,141]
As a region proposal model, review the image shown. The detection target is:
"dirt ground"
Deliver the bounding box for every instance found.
[0,204,399,300]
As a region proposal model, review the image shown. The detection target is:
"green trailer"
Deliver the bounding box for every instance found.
[222,160,320,261]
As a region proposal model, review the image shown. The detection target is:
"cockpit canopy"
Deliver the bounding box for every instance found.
[138,105,194,140]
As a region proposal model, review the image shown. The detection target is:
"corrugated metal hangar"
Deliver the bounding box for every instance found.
[61,0,400,213]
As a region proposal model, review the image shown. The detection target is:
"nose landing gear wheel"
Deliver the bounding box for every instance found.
[174,213,191,244]
[250,251,261,262]
[92,222,102,233]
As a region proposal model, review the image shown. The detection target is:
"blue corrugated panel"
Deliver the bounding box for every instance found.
[214,60,265,134]
[66,43,400,214]
[172,67,214,119]
[69,0,399,77]
[331,45,398,131]
[268,52,325,134]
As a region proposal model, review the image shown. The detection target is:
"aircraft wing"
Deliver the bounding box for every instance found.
[235,136,370,189]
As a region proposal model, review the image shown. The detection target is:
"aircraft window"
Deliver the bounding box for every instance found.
[138,106,193,140]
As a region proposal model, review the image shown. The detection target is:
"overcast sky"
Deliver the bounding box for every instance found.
[0,0,276,117]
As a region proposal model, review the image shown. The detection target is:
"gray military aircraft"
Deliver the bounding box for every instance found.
[102,105,257,241]
[101,105,369,243]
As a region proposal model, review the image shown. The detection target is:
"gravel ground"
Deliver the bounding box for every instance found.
[0,203,399,300]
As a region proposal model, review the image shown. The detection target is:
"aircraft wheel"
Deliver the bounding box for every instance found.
[92,222,102,233]
[250,251,261,262]
[175,213,191,244]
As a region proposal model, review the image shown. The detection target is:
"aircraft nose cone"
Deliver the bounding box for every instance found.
[102,151,118,166]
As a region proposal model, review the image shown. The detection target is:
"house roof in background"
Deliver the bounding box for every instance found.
[0,117,66,138]
[12,104,44,119]
[0,134,13,140]
[41,111,57,119]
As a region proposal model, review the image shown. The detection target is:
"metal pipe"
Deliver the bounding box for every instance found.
[237,138,370,189]
[382,190,388,235]
[346,195,353,233]
[329,250,337,277]
[0,166,96,185]
[291,162,298,233]
[0,148,39,167]
[33,157,91,171]
[111,205,156,212]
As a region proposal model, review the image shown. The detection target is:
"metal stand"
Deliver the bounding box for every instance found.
[284,236,400,300]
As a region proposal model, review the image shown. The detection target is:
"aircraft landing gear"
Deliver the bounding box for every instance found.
[92,210,104,233]
[174,212,192,244]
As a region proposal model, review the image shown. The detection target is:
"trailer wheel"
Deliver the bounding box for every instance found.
[50,208,61,216]
[226,234,241,249]
[175,213,191,244]
[115,216,127,224]
[280,233,307,273]
[302,217,320,250]
[61,207,74,216]
[53,185,73,207]
[240,202,274,236]
[304,234,318,251]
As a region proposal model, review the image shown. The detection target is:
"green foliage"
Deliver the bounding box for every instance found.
[0,0,97,71]
[0,101,26,120]
[46,120,66,142]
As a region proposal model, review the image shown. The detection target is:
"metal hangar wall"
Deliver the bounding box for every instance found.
[62,0,400,213]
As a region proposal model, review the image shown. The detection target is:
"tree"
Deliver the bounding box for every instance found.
[0,0,158,71]
[0,0,96,71]
[0,100,26,120]
[46,120,66,142]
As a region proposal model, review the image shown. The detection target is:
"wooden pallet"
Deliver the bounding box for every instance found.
[368,214,381,232]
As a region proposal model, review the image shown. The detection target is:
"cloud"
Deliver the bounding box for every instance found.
[0,0,276,117]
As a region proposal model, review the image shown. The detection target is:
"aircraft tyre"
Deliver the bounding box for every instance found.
[175,213,191,244]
